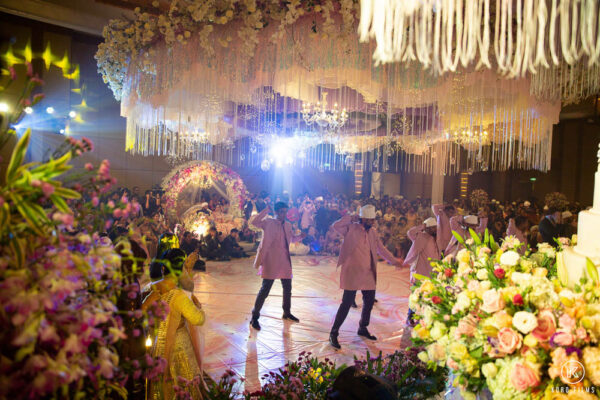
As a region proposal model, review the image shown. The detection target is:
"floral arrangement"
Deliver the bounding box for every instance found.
[161,161,248,220]
[410,230,600,400]
[0,61,166,398]
[96,0,360,99]
[244,351,346,399]
[354,349,448,399]
[545,192,570,211]
[470,189,490,211]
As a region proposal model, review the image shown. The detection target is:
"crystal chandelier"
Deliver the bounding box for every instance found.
[180,130,209,143]
[301,92,348,132]
[447,130,490,146]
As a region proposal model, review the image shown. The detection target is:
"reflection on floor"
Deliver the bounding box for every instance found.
[193,256,411,394]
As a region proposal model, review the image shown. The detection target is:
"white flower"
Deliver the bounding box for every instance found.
[454,291,472,312]
[417,351,429,363]
[476,269,489,280]
[480,280,492,291]
[512,311,538,334]
[537,243,556,258]
[482,362,498,379]
[430,321,447,340]
[409,292,420,309]
[499,250,520,266]
[511,272,532,285]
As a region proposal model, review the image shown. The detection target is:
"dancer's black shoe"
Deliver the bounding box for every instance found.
[282,313,300,323]
[250,318,261,331]
[357,327,377,341]
[329,333,341,349]
[351,301,358,308]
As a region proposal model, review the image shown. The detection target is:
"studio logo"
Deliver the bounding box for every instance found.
[561,360,585,385]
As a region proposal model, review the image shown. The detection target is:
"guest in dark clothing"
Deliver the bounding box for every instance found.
[315,204,329,236]
[539,207,564,247]
[221,229,248,258]
[201,227,230,261]
[180,231,196,255]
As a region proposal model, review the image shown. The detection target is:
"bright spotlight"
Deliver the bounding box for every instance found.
[69,110,77,118]
[0,102,9,113]
[24,107,33,114]
[46,107,55,114]
[59,129,65,134]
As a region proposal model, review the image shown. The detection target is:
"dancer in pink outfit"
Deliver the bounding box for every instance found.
[328,205,405,350]
[250,202,305,331]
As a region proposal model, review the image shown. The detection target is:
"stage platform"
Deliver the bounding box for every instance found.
[192,255,411,394]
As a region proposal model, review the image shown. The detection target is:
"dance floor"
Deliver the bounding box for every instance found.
[192,255,411,394]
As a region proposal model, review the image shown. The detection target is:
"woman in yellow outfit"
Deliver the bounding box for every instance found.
[143,248,205,399]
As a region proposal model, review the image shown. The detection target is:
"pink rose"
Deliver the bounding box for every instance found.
[551,330,574,347]
[456,316,477,338]
[107,200,115,208]
[559,313,576,331]
[92,196,99,207]
[481,289,506,314]
[113,208,123,218]
[497,327,522,354]
[510,362,540,391]
[105,220,113,230]
[532,309,556,342]
[85,163,94,171]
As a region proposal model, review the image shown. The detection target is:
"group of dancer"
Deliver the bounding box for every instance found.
[247,201,488,349]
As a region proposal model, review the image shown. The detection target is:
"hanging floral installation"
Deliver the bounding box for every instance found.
[95,0,598,175]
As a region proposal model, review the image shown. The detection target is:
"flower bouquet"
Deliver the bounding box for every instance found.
[410,229,600,400]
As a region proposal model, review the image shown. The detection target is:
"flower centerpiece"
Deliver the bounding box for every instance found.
[410,229,600,400]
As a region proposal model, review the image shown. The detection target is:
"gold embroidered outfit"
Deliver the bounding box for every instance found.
[149,282,205,399]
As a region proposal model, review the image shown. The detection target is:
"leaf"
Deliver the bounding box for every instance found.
[556,252,569,287]
[14,341,35,362]
[586,257,599,286]
[6,129,31,182]
[50,194,71,213]
[469,228,481,245]
[469,346,483,359]
[489,235,499,252]
[15,202,44,235]
[484,229,490,246]
[452,230,466,245]
[413,273,428,281]
[9,237,25,268]
[53,186,81,199]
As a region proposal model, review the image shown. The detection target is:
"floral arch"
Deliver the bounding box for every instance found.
[161,161,248,220]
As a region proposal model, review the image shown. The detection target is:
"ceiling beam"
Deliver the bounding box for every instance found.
[0,0,129,36]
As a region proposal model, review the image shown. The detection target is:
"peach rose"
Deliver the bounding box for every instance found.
[497,327,522,354]
[481,289,506,314]
[493,310,513,329]
[552,330,574,347]
[532,309,557,342]
[467,280,480,292]
[456,316,477,338]
[510,362,540,391]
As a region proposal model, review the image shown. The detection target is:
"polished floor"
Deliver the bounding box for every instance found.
[192,255,411,394]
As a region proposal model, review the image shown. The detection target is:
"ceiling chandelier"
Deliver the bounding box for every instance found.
[301,92,349,133]
[447,130,491,147]
[180,130,209,144]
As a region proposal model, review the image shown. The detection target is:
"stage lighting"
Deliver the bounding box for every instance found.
[46,107,55,114]
[69,110,77,118]
[24,107,33,114]
[0,102,9,112]
[285,156,294,165]
[59,128,65,134]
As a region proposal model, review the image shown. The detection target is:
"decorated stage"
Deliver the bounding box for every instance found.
[192,256,412,394]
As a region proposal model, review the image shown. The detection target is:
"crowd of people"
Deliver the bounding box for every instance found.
[101,185,581,269]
